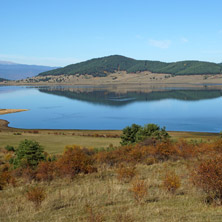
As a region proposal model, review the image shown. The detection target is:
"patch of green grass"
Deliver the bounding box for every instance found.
[0,131,121,154]
[0,129,219,154]
[168,131,218,142]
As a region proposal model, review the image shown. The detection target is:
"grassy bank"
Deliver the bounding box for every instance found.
[0,124,219,154]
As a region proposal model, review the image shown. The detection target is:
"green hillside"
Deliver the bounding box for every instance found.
[39,55,222,77]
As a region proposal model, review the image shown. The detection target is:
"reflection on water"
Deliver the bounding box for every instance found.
[0,85,222,132]
[39,85,222,106]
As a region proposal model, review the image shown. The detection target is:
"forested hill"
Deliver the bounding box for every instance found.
[0,78,8,82]
[38,55,222,77]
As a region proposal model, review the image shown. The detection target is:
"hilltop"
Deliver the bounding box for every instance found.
[39,55,222,77]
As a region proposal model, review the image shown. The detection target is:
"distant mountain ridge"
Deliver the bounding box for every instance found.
[38,55,222,77]
[0,61,59,80]
[0,61,17,65]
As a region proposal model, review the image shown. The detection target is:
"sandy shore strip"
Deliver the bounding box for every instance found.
[0,109,28,115]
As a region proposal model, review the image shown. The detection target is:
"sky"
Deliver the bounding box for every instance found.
[1,0,222,67]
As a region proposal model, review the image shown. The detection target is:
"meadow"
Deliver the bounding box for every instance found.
[1,124,222,221]
[0,127,219,154]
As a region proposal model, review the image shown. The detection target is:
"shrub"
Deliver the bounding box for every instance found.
[36,161,55,182]
[191,156,222,204]
[0,171,7,190]
[129,179,148,203]
[120,123,170,146]
[22,167,37,183]
[162,171,181,193]
[11,139,45,169]
[177,139,195,159]
[13,132,22,135]
[5,145,15,152]
[154,140,180,161]
[26,186,46,208]
[121,124,142,145]
[136,124,170,142]
[55,146,97,179]
[116,165,137,183]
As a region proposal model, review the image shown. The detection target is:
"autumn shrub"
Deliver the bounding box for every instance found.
[95,141,179,166]
[22,167,37,183]
[26,186,46,208]
[129,179,148,203]
[212,138,222,153]
[0,171,7,190]
[145,156,157,165]
[55,147,97,179]
[36,161,55,182]
[32,130,39,134]
[177,139,196,159]
[0,164,17,188]
[191,155,222,204]
[153,140,180,161]
[116,164,137,183]
[162,171,181,193]
[94,145,133,166]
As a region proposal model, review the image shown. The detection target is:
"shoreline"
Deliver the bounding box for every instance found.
[1,73,222,86]
[0,118,219,136]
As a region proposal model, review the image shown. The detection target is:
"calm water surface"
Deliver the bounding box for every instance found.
[0,85,222,132]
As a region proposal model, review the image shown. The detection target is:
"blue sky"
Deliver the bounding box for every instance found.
[1,0,222,66]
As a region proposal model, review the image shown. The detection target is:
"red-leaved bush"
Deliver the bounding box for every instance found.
[191,155,222,203]
[36,161,55,182]
[55,146,97,178]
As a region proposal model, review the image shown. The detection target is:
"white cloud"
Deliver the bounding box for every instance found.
[148,39,171,49]
[181,37,188,43]
[0,54,80,67]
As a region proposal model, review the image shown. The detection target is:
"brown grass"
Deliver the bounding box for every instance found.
[1,134,222,221]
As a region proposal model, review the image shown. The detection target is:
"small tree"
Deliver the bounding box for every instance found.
[120,123,169,145]
[12,139,45,169]
[120,124,142,145]
[136,124,169,142]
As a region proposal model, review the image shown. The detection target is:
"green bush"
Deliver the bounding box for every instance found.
[5,145,15,152]
[11,139,45,169]
[120,123,169,145]
[120,124,142,145]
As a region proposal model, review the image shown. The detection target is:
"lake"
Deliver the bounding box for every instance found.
[0,85,222,132]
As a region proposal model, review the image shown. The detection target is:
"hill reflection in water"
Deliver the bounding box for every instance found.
[39,85,222,107]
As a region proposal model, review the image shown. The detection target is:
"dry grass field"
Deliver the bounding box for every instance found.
[2,72,222,86]
[1,155,222,221]
[1,119,222,221]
